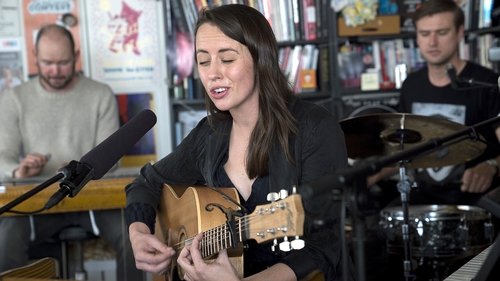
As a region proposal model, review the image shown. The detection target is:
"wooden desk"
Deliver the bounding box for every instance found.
[0,177,134,216]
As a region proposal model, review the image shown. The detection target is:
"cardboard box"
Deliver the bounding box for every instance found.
[338,15,401,36]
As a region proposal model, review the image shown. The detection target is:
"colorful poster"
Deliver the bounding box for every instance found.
[116,92,156,167]
[22,0,83,76]
[0,38,24,94]
[0,0,22,37]
[85,0,163,89]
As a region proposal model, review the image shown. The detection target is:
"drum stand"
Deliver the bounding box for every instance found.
[396,162,416,281]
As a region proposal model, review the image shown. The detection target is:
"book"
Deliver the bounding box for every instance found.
[302,0,317,41]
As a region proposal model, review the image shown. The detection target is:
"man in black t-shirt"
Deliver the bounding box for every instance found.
[364,1,500,280]
[398,0,500,203]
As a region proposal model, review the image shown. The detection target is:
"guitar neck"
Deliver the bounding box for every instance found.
[156,186,305,281]
[199,219,242,258]
[186,193,305,259]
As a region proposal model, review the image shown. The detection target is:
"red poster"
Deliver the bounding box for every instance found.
[22,0,83,76]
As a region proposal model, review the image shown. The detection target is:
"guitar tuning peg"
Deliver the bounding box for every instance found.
[291,185,297,194]
[279,189,288,199]
[291,236,305,250]
[279,236,291,252]
[271,238,278,252]
[266,192,280,202]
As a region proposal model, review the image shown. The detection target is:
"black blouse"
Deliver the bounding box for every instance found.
[125,97,351,280]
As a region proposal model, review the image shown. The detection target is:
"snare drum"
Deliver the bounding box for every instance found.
[379,205,494,258]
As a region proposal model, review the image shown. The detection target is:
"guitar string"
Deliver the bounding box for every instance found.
[170,210,293,254]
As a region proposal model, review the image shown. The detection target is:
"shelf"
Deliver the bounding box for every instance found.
[340,92,400,118]
[171,99,204,106]
[337,32,416,42]
[466,26,500,36]
[171,92,332,110]
[341,91,400,107]
[340,87,400,96]
[295,91,331,100]
[341,90,400,99]
[278,38,329,47]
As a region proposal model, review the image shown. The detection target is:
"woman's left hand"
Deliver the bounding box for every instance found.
[177,233,240,281]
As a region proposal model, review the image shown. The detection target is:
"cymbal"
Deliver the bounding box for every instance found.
[339,113,486,168]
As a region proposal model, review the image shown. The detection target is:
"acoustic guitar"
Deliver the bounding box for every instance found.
[155,184,305,281]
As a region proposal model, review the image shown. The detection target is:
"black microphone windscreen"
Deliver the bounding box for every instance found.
[80,109,157,179]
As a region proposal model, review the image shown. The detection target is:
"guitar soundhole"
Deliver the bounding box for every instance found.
[173,231,187,280]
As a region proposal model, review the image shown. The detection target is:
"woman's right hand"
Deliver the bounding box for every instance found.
[129,222,176,275]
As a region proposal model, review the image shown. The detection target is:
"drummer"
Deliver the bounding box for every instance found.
[368,0,500,206]
[363,1,499,280]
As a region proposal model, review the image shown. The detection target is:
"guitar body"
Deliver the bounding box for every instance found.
[155,185,244,281]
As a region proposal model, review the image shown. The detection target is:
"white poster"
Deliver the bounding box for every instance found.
[0,0,22,37]
[0,38,24,94]
[85,0,164,89]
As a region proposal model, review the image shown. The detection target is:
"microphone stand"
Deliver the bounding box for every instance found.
[333,115,500,281]
[457,77,499,90]
[344,174,371,281]
[0,173,64,216]
[0,161,94,216]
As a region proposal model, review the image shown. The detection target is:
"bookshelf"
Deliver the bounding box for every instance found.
[331,0,500,119]
[164,0,500,147]
[166,0,337,147]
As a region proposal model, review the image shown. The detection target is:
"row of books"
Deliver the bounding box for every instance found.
[279,44,320,93]
[170,0,330,42]
[337,35,499,91]
[337,39,426,90]
[172,43,321,101]
[460,33,496,69]
[461,0,495,31]
[390,0,495,33]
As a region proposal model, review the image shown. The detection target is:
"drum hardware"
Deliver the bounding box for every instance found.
[380,204,495,281]
[391,118,420,281]
[339,113,490,281]
[339,113,486,169]
[380,205,494,258]
[337,114,500,281]
[396,162,418,281]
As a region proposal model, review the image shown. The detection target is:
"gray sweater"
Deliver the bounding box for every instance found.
[0,76,119,180]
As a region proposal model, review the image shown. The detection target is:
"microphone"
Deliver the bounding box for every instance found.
[447,64,498,89]
[79,109,157,180]
[45,109,157,209]
[446,64,459,89]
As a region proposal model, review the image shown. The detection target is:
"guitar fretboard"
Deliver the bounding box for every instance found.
[200,219,242,258]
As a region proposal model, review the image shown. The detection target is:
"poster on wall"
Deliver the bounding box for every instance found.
[22,0,83,76]
[85,0,163,89]
[0,0,22,37]
[116,92,156,167]
[0,38,24,94]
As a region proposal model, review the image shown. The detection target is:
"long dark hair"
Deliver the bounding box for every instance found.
[195,4,297,178]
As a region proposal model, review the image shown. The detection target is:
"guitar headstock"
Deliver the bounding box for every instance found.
[242,193,304,248]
